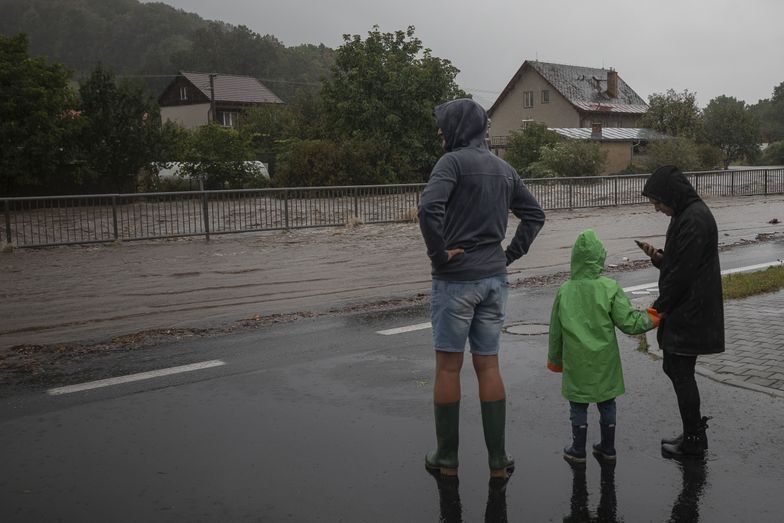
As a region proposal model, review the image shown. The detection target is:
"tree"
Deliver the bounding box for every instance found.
[641,138,703,172]
[701,95,760,168]
[318,26,467,183]
[178,124,265,189]
[0,34,79,195]
[750,81,784,143]
[77,65,165,192]
[239,105,287,176]
[504,123,562,175]
[529,141,606,179]
[639,89,702,138]
[761,141,784,165]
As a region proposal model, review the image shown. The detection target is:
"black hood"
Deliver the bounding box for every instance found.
[434,98,488,152]
[641,165,701,214]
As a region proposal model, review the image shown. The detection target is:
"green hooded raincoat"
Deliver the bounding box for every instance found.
[548,230,654,403]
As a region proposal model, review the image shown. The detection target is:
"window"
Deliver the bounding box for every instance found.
[217,111,238,128]
[523,91,534,108]
[521,119,535,130]
[179,86,188,101]
[541,89,550,104]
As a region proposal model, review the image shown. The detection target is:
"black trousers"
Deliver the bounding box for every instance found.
[662,352,701,434]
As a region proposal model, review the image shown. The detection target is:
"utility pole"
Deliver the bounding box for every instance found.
[209,73,217,124]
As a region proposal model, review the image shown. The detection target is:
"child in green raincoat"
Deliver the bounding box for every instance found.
[548,229,659,464]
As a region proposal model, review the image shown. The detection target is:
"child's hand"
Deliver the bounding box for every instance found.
[547,361,563,373]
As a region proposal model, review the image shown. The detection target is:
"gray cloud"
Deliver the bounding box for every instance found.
[152,0,784,108]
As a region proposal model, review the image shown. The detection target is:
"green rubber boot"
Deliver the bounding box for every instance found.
[425,401,460,476]
[481,399,515,478]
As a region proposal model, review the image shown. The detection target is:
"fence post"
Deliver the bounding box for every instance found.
[283,189,289,229]
[201,189,210,241]
[731,171,735,196]
[764,169,769,195]
[353,187,359,219]
[111,195,119,240]
[613,176,618,206]
[3,199,11,246]
[568,180,573,209]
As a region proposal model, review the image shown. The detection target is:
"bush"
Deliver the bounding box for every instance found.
[761,141,784,165]
[535,141,606,178]
[505,123,562,175]
[274,137,423,187]
[641,138,702,172]
[694,143,724,170]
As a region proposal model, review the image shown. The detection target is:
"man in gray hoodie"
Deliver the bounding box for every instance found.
[419,99,545,478]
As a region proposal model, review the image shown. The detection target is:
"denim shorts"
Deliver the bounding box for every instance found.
[431,275,508,355]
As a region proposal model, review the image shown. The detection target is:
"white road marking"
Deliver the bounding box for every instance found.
[377,322,432,336]
[720,260,783,275]
[47,360,226,396]
[376,261,782,336]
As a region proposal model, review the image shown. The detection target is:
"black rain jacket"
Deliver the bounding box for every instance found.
[642,165,725,355]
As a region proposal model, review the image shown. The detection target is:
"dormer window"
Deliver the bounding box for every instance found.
[179,87,188,101]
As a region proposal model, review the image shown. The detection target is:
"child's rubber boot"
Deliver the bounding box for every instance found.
[564,424,588,464]
[592,423,617,462]
[481,399,515,478]
[425,401,459,476]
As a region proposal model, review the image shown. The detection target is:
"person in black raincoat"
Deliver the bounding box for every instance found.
[638,165,724,458]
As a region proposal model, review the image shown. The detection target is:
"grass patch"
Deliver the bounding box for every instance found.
[723,265,784,300]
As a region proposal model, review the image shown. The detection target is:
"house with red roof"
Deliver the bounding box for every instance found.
[487,61,649,151]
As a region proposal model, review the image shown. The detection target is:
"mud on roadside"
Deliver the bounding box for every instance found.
[1,231,781,395]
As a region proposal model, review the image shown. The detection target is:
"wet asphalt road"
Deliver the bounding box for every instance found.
[2,247,784,522]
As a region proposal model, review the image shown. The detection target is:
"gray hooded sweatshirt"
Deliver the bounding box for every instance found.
[418,99,545,280]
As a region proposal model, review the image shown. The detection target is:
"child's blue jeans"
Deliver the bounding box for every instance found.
[569,398,617,426]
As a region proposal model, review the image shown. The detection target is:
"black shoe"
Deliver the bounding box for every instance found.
[662,433,707,459]
[661,416,710,456]
[661,433,683,446]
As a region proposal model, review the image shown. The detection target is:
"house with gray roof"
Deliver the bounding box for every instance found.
[487,61,649,152]
[158,71,284,129]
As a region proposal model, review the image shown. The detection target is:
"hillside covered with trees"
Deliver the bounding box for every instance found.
[0,0,333,100]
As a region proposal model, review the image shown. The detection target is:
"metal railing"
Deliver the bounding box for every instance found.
[2,168,782,248]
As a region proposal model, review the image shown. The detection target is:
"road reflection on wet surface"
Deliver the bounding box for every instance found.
[427,457,709,523]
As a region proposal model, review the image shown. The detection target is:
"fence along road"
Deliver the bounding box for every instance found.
[2,168,783,248]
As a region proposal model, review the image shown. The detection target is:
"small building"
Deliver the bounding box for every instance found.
[158,71,284,129]
[488,61,648,154]
[549,124,668,175]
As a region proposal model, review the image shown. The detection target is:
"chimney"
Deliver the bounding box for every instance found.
[606,68,618,98]
[591,122,602,137]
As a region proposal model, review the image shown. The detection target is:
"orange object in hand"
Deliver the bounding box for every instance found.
[647,307,661,327]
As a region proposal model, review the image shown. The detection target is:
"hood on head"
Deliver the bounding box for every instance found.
[641,165,700,214]
[570,229,606,280]
[434,98,488,152]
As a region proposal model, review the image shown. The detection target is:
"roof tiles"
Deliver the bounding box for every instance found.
[181,71,284,105]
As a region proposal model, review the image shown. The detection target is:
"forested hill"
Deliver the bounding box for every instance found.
[0,0,334,100]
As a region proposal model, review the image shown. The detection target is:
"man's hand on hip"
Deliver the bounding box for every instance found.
[446,248,464,261]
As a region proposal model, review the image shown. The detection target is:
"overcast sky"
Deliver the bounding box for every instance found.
[152,0,784,109]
